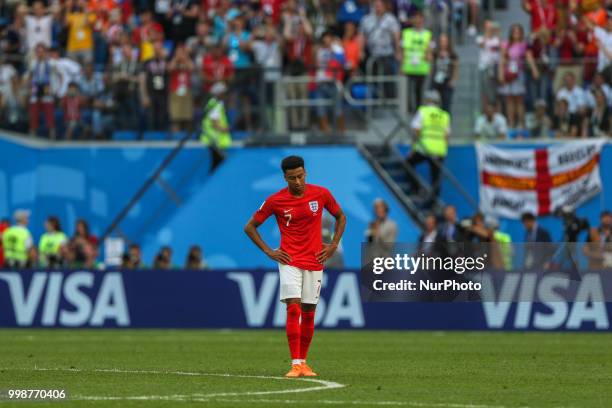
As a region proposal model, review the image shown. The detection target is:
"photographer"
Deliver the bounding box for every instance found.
[365,198,397,259]
[439,205,466,243]
[583,210,612,270]
[521,212,552,270]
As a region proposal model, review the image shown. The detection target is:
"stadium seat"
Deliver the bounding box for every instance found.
[507,129,530,140]
[170,131,188,140]
[143,131,169,141]
[112,131,138,141]
[351,84,370,100]
[163,40,175,55]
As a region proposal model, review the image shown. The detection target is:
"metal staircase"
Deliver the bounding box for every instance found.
[358,142,448,230]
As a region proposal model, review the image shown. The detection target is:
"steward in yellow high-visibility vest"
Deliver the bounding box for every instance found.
[200,82,232,149]
[401,11,432,112]
[406,90,450,203]
[39,216,68,268]
[493,230,513,271]
[200,82,232,171]
[2,209,33,269]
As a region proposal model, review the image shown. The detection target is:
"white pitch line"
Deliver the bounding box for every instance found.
[2,367,344,400]
[208,399,530,408]
[0,367,536,408]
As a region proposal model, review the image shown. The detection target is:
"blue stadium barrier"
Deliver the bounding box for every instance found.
[1,135,609,270]
[0,137,212,245]
[0,269,609,331]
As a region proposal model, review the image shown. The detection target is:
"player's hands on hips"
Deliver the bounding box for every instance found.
[316,243,338,264]
[266,248,292,264]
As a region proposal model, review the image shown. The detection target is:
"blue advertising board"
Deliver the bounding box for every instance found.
[0,270,609,331]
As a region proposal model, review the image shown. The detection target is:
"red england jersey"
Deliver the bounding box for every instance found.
[253,184,341,271]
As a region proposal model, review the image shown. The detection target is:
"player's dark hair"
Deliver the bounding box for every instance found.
[281,156,305,173]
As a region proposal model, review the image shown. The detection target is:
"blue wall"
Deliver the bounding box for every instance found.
[138,146,420,268]
[0,138,211,245]
[2,136,610,269]
[0,139,419,268]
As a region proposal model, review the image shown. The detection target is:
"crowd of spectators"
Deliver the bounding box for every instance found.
[0,0,486,139]
[0,211,209,269]
[0,0,608,140]
[475,0,612,140]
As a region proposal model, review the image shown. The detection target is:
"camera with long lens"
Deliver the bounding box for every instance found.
[554,206,589,242]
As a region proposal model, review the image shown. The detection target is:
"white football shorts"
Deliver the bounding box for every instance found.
[278,264,323,305]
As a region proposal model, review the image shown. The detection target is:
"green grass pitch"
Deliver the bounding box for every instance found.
[0,329,610,407]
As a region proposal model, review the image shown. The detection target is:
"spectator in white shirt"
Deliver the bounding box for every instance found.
[585,72,612,109]
[252,24,282,126]
[475,102,508,139]
[0,58,19,125]
[528,99,552,138]
[556,72,586,116]
[49,47,82,98]
[25,1,53,55]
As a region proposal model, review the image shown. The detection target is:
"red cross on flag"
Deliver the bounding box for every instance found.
[476,140,606,219]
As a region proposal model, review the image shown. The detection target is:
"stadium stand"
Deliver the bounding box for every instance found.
[0,0,607,140]
[0,0,610,270]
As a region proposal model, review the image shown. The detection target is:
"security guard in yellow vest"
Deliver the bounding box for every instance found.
[2,209,34,269]
[201,82,232,171]
[39,216,68,268]
[484,216,513,271]
[401,11,433,112]
[407,90,450,203]
[493,230,513,271]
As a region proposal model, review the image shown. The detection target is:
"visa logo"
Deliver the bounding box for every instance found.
[481,273,609,330]
[0,272,130,327]
[227,272,365,328]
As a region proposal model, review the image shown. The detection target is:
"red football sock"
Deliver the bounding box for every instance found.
[299,310,315,360]
[286,303,301,361]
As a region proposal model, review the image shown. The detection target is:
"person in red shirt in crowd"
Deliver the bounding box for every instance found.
[132,10,165,62]
[0,218,9,267]
[168,43,195,132]
[201,0,221,19]
[244,155,346,379]
[577,1,609,83]
[343,21,361,77]
[526,28,553,110]
[284,18,314,130]
[576,18,599,83]
[202,41,235,97]
[552,16,587,91]
[522,0,558,33]
[87,0,115,35]
[261,0,284,25]
[62,82,83,140]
